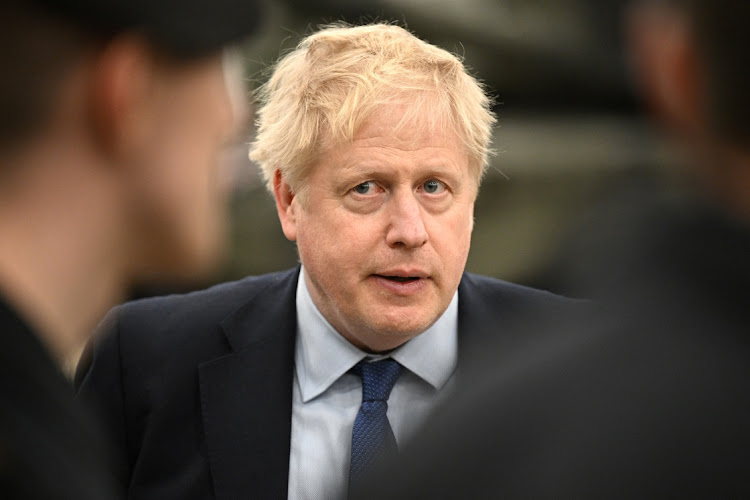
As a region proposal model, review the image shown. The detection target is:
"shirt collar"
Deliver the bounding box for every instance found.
[294,266,459,403]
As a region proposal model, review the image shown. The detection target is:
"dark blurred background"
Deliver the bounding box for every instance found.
[148,0,676,297]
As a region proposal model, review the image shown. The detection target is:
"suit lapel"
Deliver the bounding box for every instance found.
[199,268,299,500]
[456,273,491,366]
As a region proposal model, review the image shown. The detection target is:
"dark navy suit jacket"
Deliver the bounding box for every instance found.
[76,267,572,500]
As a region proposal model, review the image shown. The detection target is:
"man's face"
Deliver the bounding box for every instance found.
[278,106,476,352]
[128,52,246,278]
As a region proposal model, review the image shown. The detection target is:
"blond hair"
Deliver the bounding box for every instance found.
[250,23,496,197]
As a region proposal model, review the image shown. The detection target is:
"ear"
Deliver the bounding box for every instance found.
[626,3,704,137]
[86,36,154,158]
[273,169,299,242]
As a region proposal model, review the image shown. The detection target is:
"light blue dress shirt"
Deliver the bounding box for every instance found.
[287,267,459,500]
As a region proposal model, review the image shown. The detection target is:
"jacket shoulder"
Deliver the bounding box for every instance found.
[119,267,297,326]
[456,273,585,362]
[82,268,299,373]
[460,272,576,308]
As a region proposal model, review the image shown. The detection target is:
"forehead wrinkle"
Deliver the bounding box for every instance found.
[352,124,459,148]
[337,150,462,178]
[340,133,466,160]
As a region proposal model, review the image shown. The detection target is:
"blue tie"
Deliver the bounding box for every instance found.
[349,358,402,485]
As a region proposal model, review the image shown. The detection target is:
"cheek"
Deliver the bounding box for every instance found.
[152,81,230,209]
[433,204,474,251]
[151,137,216,214]
[135,128,224,252]
[296,209,380,270]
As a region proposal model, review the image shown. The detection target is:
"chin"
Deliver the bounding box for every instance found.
[357,331,415,353]
[370,316,433,341]
[381,305,438,331]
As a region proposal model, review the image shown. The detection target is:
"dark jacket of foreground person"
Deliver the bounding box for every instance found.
[0,299,119,499]
[353,192,750,498]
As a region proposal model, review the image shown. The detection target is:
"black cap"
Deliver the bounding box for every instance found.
[26,0,263,57]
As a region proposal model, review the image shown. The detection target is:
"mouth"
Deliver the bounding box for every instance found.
[370,271,429,296]
[376,275,422,283]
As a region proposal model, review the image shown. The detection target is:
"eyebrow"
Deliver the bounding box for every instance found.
[334,162,464,190]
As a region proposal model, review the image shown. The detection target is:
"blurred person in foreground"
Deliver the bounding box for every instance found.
[354,0,750,497]
[0,0,261,498]
[76,23,576,499]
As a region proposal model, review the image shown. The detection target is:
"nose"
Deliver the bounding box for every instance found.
[385,190,429,249]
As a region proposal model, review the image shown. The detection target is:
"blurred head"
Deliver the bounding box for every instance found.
[628,0,750,145]
[627,0,750,215]
[113,47,248,278]
[252,23,495,352]
[0,0,260,280]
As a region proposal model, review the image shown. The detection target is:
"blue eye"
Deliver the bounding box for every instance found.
[423,180,445,194]
[354,181,374,194]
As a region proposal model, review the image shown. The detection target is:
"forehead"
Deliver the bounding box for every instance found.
[326,112,466,175]
[357,106,451,141]
[292,103,479,202]
[337,104,465,159]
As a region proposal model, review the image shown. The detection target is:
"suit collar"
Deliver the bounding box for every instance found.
[218,267,300,352]
[199,267,299,500]
[390,290,458,391]
[294,267,365,403]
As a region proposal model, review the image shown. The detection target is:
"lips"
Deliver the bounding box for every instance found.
[370,269,430,296]
[378,275,420,283]
[373,269,429,281]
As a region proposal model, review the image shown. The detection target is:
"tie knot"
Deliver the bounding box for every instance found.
[352,358,401,402]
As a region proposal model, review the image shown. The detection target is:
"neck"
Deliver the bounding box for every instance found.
[0,146,128,369]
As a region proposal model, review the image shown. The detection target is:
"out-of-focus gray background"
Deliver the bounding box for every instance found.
[168,0,675,296]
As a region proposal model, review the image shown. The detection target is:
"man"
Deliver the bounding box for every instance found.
[354,0,750,497]
[76,23,574,499]
[0,0,260,498]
